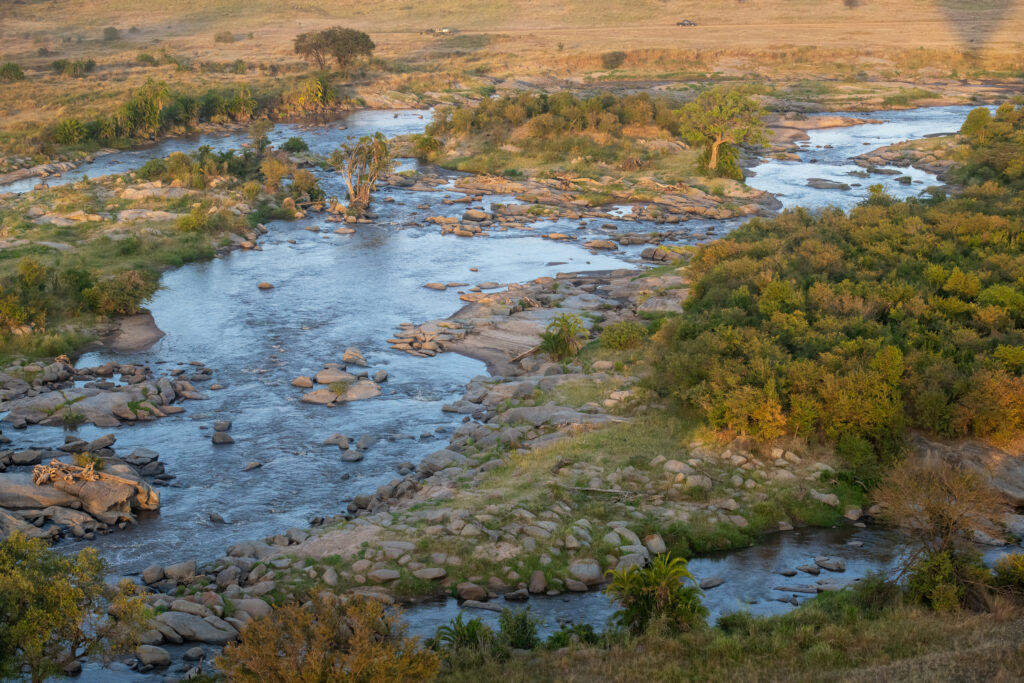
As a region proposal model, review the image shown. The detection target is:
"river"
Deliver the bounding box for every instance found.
[2,105,1011,678]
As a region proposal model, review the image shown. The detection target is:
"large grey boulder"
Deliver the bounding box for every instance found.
[156,612,238,645]
[0,473,78,509]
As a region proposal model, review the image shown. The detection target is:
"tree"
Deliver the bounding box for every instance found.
[676,86,767,178]
[0,533,146,683]
[294,27,375,71]
[216,594,438,682]
[329,132,391,211]
[960,107,992,144]
[294,30,332,71]
[248,119,274,156]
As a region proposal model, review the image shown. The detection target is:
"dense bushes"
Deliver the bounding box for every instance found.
[605,554,707,634]
[216,595,438,682]
[955,101,1024,190]
[653,180,1024,468]
[51,59,96,78]
[600,320,649,349]
[0,62,25,82]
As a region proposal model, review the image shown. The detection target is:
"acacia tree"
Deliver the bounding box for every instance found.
[294,27,375,72]
[329,132,391,211]
[0,533,146,683]
[676,86,767,179]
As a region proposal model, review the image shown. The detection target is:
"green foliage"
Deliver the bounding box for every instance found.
[294,74,337,111]
[214,30,236,44]
[992,553,1024,592]
[677,85,767,179]
[330,132,391,209]
[51,59,96,78]
[954,102,1024,190]
[412,134,442,162]
[0,533,146,683]
[136,53,158,66]
[654,170,1024,459]
[53,118,86,145]
[293,26,375,71]
[82,270,159,315]
[539,313,587,360]
[232,59,247,74]
[906,550,983,611]
[281,136,310,153]
[102,26,120,41]
[545,622,601,649]
[605,553,707,634]
[289,168,323,201]
[430,614,496,651]
[497,608,540,650]
[0,62,25,82]
[599,320,648,349]
[601,51,627,70]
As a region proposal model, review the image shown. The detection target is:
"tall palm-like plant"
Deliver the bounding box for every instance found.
[605,553,707,634]
[330,132,391,212]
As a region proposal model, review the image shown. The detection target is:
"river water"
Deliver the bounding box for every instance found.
[3,105,1013,672]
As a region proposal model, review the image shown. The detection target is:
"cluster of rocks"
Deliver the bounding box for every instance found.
[854,139,957,182]
[388,320,467,357]
[291,348,386,406]
[0,433,162,541]
[0,359,216,429]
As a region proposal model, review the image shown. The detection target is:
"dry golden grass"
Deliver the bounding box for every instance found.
[1,1,1022,141]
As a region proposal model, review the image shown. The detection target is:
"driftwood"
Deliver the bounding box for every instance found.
[562,485,643,499]
[511,344,541,363]
[33,459,152,495]
[33,459,159,515]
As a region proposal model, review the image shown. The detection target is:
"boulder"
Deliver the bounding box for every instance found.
[457,582,487,601]
[413,567,447,580]
[142,565,164,584]
[212,433,234,445]
[0,473,78,509]
[164,560,197,583]
[231,598,271,619]
[342,347,368,367]
[136,645,171,668]
[528,570,547,594]
[568,559,603,586]
[156,612,238,645]
[291,376,314,388]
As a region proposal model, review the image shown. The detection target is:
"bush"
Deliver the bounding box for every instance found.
[0,62,25,82]
[135,158,167,180]
[54,118,86,145]
[429,614,495,651]
[601,51,627,70]
[412,134,442,162]
[539,313,587,360]
[52,58,96,78]
[233,59,247,74]
[0,533,146,682]
[260,157,291,193]
[281,136,309,153]
[545,623,600,649]
[216,595,438,682]
[605,553,707,634]
[214,31,236,43]
[241,180,262,202]
[599,321,648,350]
[993,553,1024,592]
[497,608,539,650]
[103,26,120,41]
[82,271,159,315]
[136,53,157,66]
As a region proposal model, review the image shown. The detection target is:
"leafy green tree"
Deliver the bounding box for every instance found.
[329,132,391,211]
[248,119,274,156]
[294,27,374,71]
[960,107,992,144]
[0,533,146,683]
[676,86,767,178]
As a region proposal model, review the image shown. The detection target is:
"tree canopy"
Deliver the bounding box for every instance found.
[330,132,391,211]
[676,86,767,179]
[294,27,375,71]
[0,533,146,683]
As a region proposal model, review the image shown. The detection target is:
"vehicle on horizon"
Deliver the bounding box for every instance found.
[676,19,697,26]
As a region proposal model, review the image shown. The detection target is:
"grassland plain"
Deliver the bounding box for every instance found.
[1,0,1023,158]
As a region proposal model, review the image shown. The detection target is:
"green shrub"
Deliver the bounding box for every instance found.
[232,59,247,74]
[241,180,262,202]
[497,608,539,650]
[52,58,96,78]
[599,320,648,350]
[907,551,964,611]
[429,614,495,651]
[993,553,1024,592]
[136,53,157,66]
[135,158,167,180]
[82,270,159,315]
[0,62,25,82]
[539,313,587,360]
[545,623,600,649]
[601,51,627,70]
[214,31,236,43]
[103,26,121,41]
[290,168,323,201]
[413,134,442,162]
[54,118,86,145]
[281,136,309,153]
[605,553,707,634]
